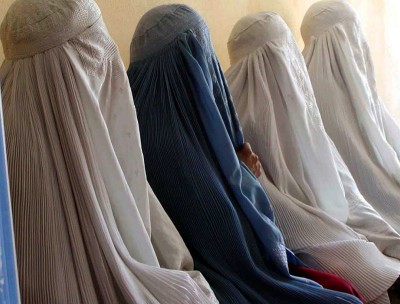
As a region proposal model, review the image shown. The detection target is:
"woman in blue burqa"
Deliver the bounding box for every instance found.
[127,4,364,304]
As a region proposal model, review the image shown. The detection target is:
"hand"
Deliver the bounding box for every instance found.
[236,142,261,177]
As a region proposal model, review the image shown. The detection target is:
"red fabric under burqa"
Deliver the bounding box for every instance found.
[289,264,366,303]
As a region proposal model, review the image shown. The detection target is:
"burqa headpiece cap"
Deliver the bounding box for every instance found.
[301,0,358,45]
[227,12,289,65]
[130,4,206,62]
[1,0,101,60]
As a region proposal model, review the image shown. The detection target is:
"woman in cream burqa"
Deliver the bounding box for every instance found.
[127,4,369,304]
[302,0,400,235]
[225,12,400,304]
[0,0,219,303]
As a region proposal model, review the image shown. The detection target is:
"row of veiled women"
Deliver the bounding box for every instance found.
[1,0,400,303]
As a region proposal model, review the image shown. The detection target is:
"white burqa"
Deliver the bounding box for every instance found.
[0,0,217,303]
[225,12,400,304]
[302,0,400,235]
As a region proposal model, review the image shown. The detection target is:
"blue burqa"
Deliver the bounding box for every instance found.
[127,4,362,304]
[0,87,19,304]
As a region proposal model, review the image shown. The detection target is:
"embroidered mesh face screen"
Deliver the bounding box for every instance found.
[0,0,218,303]
[225,12,400,303]
[302,0,400,236]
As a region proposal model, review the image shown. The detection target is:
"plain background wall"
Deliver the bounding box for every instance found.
[1,0,399,119]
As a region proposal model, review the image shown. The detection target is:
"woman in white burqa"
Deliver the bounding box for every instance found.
[0,0,218,303]
[225,12,400,303]
[302,0,400,235]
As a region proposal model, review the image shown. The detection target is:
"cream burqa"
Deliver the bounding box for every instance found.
[0,0,217,303]
[302,0,400,235]
[225,12,400,304]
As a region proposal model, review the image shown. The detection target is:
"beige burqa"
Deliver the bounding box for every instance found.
[225,12,400,304]
[0,0,217,303]
[302,0,400,235]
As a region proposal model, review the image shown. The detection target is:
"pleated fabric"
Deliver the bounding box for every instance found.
[0,86,20,304]
[225,12,400,303]
[302,0,400,235]
[0,0,218,303]
[128,4,364,304]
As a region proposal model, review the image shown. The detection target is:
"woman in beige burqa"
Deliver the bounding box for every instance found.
[0,0,218,303]
[302,0,400,236]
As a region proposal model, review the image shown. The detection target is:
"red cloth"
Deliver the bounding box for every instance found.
[289,264,366,304]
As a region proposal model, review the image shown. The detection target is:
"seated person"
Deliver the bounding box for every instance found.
[128,4,365,304]
[0,0,218,302]
[225,12,400,303]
